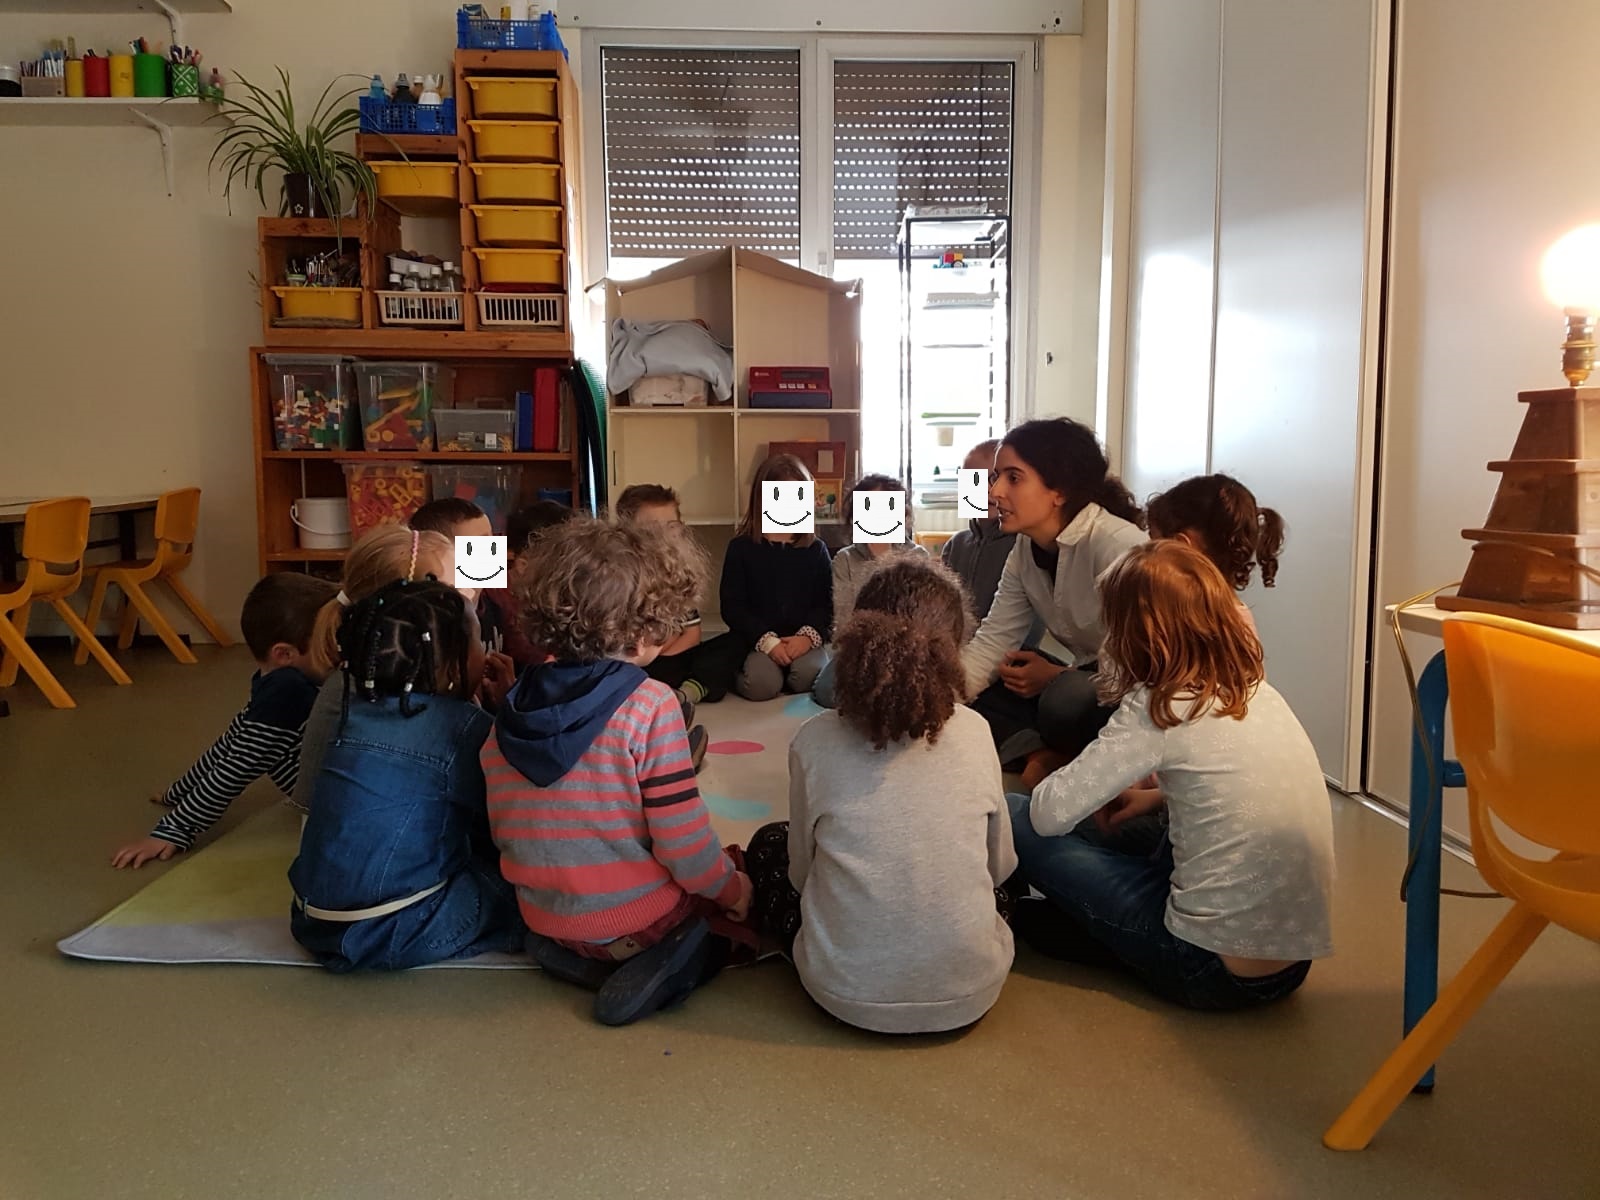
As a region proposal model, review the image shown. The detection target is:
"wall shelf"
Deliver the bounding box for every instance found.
[0,96,223,195]
[0,0,232,46]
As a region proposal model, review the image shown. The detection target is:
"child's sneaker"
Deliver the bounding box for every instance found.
[593,917,713,1026]
[526,931,620,991]
[672,687,696,731]
[687,725,709,774]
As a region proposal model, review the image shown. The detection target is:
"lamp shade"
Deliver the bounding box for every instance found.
[1540,225,1600,312]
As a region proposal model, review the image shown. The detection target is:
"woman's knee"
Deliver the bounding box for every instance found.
[1038,669,1112,755]
[736,652,784,701]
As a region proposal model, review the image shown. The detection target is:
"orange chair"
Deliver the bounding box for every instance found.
[74,487,233,667]
[0,497,133,709]
[1324,612,1600,1150]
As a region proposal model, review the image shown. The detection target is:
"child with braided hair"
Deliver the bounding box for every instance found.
[288,579,522,971]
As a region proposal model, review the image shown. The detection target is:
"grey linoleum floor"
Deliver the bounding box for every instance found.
[2,644,1597,1200]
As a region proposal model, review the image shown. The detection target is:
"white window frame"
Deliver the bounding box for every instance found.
[581,29,1043,422]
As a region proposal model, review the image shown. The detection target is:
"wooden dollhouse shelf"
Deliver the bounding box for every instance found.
[261,329,573,357]
[263,451,571,463]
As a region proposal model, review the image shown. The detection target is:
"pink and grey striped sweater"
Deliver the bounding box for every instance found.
[483,669,740,944]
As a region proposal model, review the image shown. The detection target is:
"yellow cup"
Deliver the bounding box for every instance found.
[109,54,134,97]
[65,59,85,98]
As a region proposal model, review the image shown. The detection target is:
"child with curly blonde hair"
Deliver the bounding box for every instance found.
[484,516,752,1026]
[744,557,1017,1034]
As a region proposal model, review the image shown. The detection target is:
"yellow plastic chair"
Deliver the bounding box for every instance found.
[74,487,233,667]
[0,497,133,709]
[1325,612,1600,1151]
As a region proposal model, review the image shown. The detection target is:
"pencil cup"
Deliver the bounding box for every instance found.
[65,59,85,98]
[169,64,199,98]
[133,53,167,97]
[109,54,135,98]
[84,56,110,97]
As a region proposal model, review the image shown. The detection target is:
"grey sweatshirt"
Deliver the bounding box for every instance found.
[787,707,1017,1033]
[940,517,1016,619]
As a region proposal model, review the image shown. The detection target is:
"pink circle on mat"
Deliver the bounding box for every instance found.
[708,740,764,756]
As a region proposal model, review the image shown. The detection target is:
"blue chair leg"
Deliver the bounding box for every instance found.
[1402,649,1449,1093]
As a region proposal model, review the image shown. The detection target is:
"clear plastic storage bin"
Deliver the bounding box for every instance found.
[435,410,517,453]
[265,354,357,450]
[426,464,524,534]
[353,361,454,451]
[343,463,431,538]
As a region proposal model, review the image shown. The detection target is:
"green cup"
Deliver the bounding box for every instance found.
[132,52,167,97]
[169,63,199,98]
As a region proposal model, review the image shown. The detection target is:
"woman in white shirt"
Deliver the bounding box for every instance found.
[961,419,1147,787]
[1008,540,1335,1011]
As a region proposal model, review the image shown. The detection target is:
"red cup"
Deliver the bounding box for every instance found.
[83,55,110,97]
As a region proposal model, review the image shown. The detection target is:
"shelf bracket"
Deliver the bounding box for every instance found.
[150,0,187,49]
[131,108,177,197]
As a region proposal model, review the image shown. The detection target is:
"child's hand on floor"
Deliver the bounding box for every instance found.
[725,870,754,922]
[1093,784,1164,836]
[111,836,179,870]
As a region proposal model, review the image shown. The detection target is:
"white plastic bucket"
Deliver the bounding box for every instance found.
[290,498,352,550]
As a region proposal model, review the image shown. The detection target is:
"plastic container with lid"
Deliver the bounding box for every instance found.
[343,463,431,538]
[426,464,524,534]
[354,361,453,451]
[436,409,517,453]
[265,354,357,450]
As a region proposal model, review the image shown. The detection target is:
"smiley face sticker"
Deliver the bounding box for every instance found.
[958,469,992,520]
[852,490,908,544]
[761,480,815,535]
[455,535,508,589]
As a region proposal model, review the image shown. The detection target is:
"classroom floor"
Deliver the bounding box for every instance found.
[3,643,1598,1200]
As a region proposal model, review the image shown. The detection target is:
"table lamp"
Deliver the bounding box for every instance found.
[1434,225,1600,628]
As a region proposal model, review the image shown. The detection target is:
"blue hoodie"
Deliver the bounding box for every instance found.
[494,659,648,787]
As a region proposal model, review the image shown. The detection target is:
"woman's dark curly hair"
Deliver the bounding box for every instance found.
[1146,473,1285,590]
[336,579,474,730]
[1000,418,1144,527]
[514,516,708,663]
[833,558,972,750]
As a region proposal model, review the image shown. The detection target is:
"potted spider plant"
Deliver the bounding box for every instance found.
[209,69,377,227]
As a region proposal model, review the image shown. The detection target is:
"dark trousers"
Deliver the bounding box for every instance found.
[646,631,748,703]
[1005,792,1310,1011]
[973,664,1115,765]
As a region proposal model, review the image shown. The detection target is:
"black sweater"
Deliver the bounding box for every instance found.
[719,536,834,648]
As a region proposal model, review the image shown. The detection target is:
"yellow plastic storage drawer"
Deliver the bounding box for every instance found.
[271,287,361,324]
[468,120,560,162]
[470,205,564,248]
[464,76,558,119]
[469,163,562,205]
[471,248,565,286]
[371,162,458,217]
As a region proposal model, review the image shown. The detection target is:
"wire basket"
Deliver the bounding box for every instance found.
[359,97,457,135]
[377,291,466,328]
[476,292,565,329]
[457,10,566,54]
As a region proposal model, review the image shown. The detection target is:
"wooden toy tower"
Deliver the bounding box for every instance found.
[1437,386,1600,629]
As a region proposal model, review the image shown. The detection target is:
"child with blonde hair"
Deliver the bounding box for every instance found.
[485,517,752,1025]
[1007,540,1334,1011]
[745,558,1016,1034]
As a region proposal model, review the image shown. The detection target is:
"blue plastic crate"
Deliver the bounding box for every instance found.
[359,97,457,135]
[456,9,567,56]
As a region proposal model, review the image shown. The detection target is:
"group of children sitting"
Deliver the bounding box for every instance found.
[111,417,1335,1034]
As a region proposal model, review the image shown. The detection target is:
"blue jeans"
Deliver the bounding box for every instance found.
[1005,792,1309,1011]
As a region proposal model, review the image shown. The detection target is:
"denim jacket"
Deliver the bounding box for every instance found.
[289,691,494,913]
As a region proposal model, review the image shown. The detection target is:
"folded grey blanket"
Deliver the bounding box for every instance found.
[607,318,735,401]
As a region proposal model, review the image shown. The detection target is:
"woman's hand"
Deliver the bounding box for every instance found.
[998,650,1068,698]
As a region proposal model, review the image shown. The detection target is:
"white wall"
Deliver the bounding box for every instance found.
[1366,0,1600,833]
[1117,0,1385,785]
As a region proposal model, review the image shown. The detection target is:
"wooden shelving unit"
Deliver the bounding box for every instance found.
[251,48,583,576]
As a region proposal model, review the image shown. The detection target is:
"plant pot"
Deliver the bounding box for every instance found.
[282,173,328,219]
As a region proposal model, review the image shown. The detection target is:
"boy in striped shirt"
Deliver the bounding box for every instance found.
[484,517,752,1025]
[110,573,336,869]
